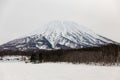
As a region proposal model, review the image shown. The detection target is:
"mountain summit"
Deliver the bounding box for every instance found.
[0,21,114,50]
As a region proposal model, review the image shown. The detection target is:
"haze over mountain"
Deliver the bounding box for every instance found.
[0,21,115,50]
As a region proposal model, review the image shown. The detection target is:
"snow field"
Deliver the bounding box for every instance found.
[0,62,120,80]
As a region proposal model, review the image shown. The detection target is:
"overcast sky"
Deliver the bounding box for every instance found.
[0,0,120,44]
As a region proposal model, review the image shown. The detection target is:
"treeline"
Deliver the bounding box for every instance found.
[29,44,120,65]
[0,43,120,65]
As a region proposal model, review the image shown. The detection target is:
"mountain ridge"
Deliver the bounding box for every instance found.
[0,21,115,51]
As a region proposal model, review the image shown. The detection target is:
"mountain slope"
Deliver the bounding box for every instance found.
[0,21,115,50]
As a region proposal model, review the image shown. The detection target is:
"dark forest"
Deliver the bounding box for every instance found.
[0,43,120,65]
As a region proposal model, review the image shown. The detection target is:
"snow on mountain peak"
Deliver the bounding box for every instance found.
[34,20,94,35]
[0,20,115,50]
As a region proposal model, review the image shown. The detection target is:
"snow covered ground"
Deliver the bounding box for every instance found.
[0,62,119,80]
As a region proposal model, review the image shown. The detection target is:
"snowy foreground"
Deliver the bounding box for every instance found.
[0,62,120,80]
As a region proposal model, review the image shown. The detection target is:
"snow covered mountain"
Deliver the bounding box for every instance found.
[0,21,115,50]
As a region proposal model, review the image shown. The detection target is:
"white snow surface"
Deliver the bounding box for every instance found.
[0,62,119,80]
[29,21,114,48]
[1,21,114,50]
